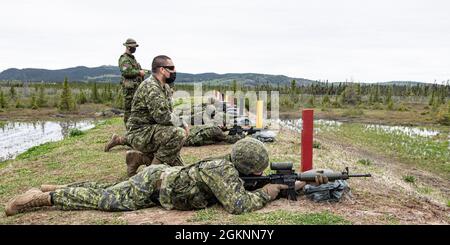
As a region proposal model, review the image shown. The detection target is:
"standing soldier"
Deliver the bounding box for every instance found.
[104,38,147,152]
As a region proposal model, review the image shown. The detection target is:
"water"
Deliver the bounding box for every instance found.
[271,118,443,139]
[0,120,96,162]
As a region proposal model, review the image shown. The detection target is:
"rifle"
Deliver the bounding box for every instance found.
[241,162,371,201]
[228,125,261,136]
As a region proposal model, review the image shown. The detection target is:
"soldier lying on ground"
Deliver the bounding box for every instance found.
[5,138,328,216]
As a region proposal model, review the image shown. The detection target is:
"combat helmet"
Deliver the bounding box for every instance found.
[123,38,139,47]
[231,137,269,175]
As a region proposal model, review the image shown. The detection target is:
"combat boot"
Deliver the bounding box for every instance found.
[126,150,153,177]
[5,188,52,216]
[40,184,67,192]
[104,134,126,152]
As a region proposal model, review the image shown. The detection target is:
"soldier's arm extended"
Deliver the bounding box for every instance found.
[199,160,271,214]
[119,57,141,78]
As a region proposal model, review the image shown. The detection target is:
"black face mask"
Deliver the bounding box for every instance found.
[129,47,136,53]
[166,71,176,84]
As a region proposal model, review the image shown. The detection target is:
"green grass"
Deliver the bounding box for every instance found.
[189,208,221,223]
[329,123,450,179]
[357,159,372,166]
[189,209,351,225]
[69,128,84,137]
[16,142,61,160]
[403,175,416,184]
[447,200,450,207]
[0,117,128,224]
[342,108,364,117]
[313,141,322,149]
[232,210,351,225]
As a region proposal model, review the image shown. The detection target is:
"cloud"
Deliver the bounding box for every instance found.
[1,0,449,83]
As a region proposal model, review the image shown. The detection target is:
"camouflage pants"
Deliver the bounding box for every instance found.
[51,165,169,211]
[127,125,185,166]
[122,86,137,126]
[184,125,243,146]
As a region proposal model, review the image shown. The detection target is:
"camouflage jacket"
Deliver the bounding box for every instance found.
[119,53,143,88]
[159,155,271,214]
[126,76,182,132]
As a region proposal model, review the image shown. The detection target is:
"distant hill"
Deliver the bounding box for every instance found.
[383,81,425,86]
[0,66,316,86]
[0,66,121,83]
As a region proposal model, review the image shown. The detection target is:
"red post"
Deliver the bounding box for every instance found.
[301,109,314,172]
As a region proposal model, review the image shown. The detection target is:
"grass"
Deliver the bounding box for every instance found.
[313,141,321,149]
[69,128,84,137]
[232,210,351,225]
[357,159,372,166]
[329,123,450,179]
[1,113,447,224]
[403,175,416,184]
[189,209,351,225]
[342,108,364,117]
[0,117,129,224]
[189,208,221,223]
[16,142,61,160]
[447,200,450,207]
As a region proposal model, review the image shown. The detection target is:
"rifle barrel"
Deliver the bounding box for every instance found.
[348,174,372,177]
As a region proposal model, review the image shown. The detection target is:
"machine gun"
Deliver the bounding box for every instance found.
[227,125,261,136]
[241,162,371,201]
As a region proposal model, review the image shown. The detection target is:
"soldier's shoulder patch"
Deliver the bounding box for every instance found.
[122,64,129,70]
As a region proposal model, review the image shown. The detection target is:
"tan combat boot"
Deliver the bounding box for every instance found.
[40,184,67,192]
[125,150,153,177]
[104,134,126,152]
[5,188,52,216]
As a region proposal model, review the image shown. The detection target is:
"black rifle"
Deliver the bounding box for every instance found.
[241,162,371,201]
[227,125,261,136]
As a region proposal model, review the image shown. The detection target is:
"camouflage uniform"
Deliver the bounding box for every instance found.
[119,53,143,126]
[126,76,185,166]
[51,155,271,214]
[184,125,243,146]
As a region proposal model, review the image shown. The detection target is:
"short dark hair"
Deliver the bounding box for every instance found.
[151,55,172,73]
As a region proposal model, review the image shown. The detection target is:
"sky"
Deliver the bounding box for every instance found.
[0,0,449,83]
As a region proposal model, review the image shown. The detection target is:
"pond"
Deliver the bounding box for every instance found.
[0,119,96,162]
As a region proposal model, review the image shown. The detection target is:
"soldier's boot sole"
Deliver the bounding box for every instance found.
[5,188,52,216]
[126,150,146,177]
[104,134,125,152]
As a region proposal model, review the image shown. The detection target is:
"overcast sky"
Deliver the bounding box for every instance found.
[1,0,449,83]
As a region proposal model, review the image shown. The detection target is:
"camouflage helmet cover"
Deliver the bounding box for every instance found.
[123,38,139,47]
[231,137,269,175]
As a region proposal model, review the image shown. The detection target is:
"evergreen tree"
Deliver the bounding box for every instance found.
[91,82,101,103]
[15,99,24,108]
[385,86,393,106]
[0,90,7,108]
[30,93,39,110]
[77,89,88,104]
[290,80,297,93]
[59,77,75,111]
[10,86,16,99]
[114,89,124,109]
[232,80,238,93]
[37,85,47,107]
[322,95,330,106]
[428,89,435,106]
